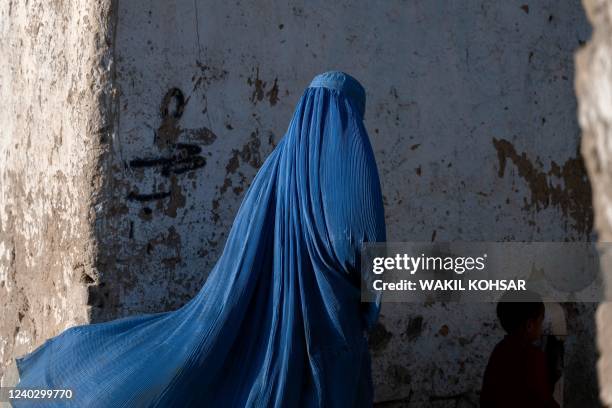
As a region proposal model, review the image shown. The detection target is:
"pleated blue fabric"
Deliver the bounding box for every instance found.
[13,71,386,407]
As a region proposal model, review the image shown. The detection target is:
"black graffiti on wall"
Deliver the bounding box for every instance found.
[126,87,217,202]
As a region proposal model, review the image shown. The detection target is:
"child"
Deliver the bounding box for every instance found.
[480,292,560,408]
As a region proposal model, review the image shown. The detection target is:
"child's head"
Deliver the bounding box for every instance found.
[496,291,545,342]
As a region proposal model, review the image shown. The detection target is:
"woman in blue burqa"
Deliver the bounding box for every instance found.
[14,71,386,407]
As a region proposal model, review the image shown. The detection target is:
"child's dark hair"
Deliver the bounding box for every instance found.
[496,290,545,334]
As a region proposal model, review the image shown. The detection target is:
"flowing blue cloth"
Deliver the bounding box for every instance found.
[13,71,386,407]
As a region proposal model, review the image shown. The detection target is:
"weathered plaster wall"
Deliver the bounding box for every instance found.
[0,0,598,406]
[99,0,595,406]
[0,0,115,388]
[576,0,612,406]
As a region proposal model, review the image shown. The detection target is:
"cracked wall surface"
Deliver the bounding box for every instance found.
[0,0,115,388]
[576,0,612,406]
[0,0,599,406]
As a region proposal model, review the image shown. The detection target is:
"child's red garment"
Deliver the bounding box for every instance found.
[480,335,560,408]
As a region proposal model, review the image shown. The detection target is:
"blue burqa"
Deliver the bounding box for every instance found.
[13,71,386,407]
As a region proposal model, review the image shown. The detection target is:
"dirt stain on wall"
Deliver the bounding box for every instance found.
[493,138,593,236]
[210,130,263,223]
[247,67,280,106]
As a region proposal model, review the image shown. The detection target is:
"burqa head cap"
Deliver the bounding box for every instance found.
[309,71,366,118]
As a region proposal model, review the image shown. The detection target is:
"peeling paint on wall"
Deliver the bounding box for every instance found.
[493,137,593,236]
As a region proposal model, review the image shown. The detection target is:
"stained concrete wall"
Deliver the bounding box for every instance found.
[576,0,612,406]
[0,0,598,406]
[0,0,116,388]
